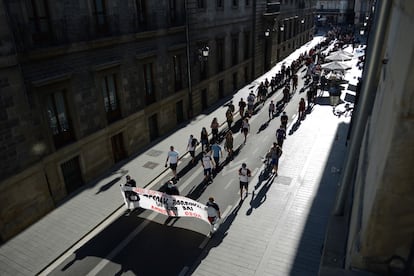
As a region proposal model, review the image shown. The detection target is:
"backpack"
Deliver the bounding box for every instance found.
[239,168,251,177]
[191,138,198,147]
[277,147,283,157]
[207,202,219,211]
[277,129,285,139]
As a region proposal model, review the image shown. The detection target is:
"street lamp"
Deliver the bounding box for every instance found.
[198,46,209,61]
[301,19,305,24]
[360,29,365,36]
[280,25,284,32]
[264,29,270,37]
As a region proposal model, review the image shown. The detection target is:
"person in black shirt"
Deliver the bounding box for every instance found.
[165,180,180,195]
[280,112,288,130]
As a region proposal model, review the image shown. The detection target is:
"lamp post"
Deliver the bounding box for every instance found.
[198,46,209,61]
[264,29,271,72]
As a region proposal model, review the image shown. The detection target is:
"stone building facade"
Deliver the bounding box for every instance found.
[320,1,414,275]
[0,0,315,242]
[316,0,355,25]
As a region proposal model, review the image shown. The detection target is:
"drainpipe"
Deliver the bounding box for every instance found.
[333,0,392,216]
[251,0,257,79]
[184,0,193,119]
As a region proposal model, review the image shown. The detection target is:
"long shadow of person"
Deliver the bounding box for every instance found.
[257,121,269,134]
[246,175,276,216]
[254,161,273,190]
[289,119,302,135]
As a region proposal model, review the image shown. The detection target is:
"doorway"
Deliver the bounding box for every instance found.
[201,88,208,110]
[61,156,84,194]
[111,132,127,163]
[148,114,159,141]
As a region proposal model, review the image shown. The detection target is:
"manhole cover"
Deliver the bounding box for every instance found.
[143,161,159,169]
[276,176,292,186]
[146,149,163,157]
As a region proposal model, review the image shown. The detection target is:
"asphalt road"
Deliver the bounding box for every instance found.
[47,68,310,276]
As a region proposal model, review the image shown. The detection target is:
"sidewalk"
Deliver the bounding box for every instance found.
[190,101,350,276]
[0,37,327,276]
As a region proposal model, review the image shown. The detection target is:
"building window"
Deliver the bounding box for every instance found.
[101,74,121,123]
[244,31,250,60]
[232,72,238,92]
[173,55,183,91]
[232,0,239,7]
[28,0,51,42]
[197,0,205,9]
[216,38,224,72]
[136,0,147,25]
[143,63,156,104]
[217,0,223,8]
[46,90,75,148]
[232,35,239,66]
[93,0,108,34]
[169,0,176,24]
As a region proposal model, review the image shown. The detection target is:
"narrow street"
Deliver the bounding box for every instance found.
[44,35,352,275]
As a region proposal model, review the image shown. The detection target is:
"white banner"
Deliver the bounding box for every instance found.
[120,186,210,224]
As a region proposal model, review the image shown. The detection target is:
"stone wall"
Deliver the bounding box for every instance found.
[346,1,414,274]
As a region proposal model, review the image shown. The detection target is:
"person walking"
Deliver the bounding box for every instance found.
[165,180,180,195]
[228,100,235,113]
[225,108,233,130]
[224,130,234,160]
[165,146,179,180]
[238,98,246,118]
[276,125,286,148]
[280,111,288,130]
[210,140,222,173]
[206,197,221,234]
[298,98,306,120]
[124,175,138,212]
[292,73,298,91]
[210,117,219,142]
[201,151,215,183]
[283,84,290,105]
[268,142,282,176]
[187,134,198,164]
[268,100,275,120]
[241,118,250,144]
[247,91,256,116]
[200,127,209,152]
[238,163,251,200]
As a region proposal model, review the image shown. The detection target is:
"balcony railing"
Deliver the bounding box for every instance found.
[264,1,280,16]
[9,14,185,52]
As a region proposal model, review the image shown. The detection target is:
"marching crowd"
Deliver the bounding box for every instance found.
[124,26,356,233]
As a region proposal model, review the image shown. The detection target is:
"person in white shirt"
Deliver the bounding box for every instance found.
[241,118,250,144]
[206,197,221,234]
[201,151,215,183]
[165,146,179,180]
[238,163,251,200]
[187,134,198,164]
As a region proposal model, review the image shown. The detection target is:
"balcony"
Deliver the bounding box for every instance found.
[9,14,185,52]
[10,18,69,51]
[264,1,280,16]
